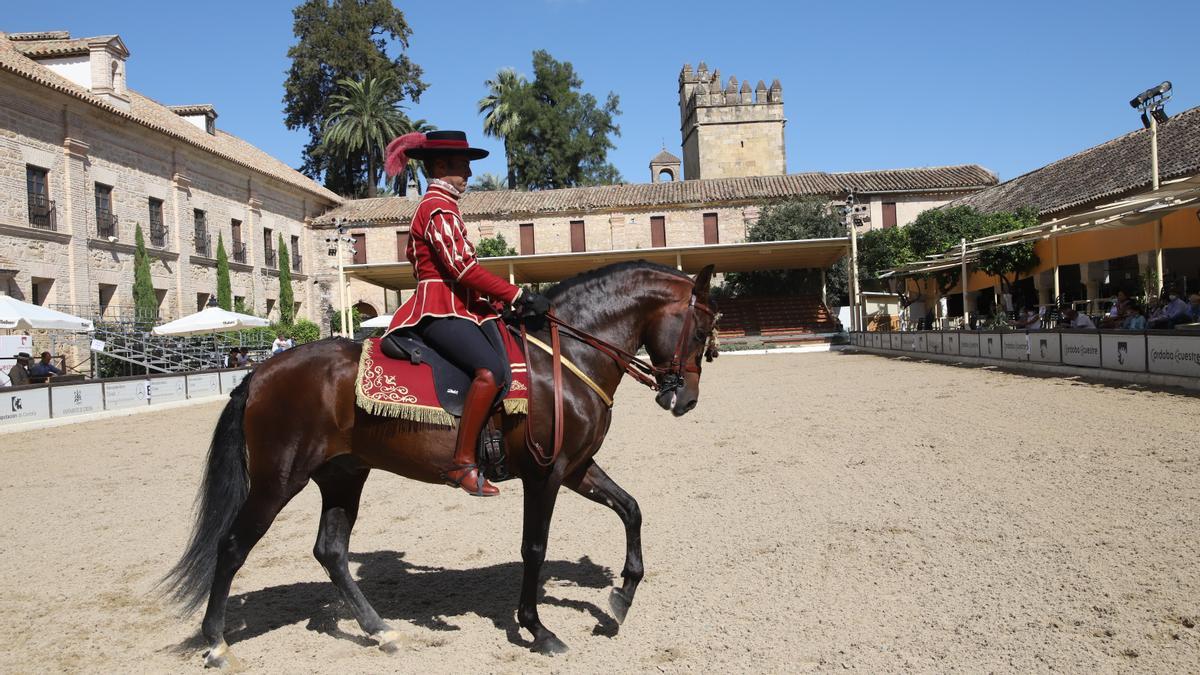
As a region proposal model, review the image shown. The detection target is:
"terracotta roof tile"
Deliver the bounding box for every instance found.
[315,165,996,225]
[0,34,340,204]
[948,105,1200,216]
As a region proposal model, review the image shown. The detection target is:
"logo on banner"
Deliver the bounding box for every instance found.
[1117,341,1128,365]
[11,397,22,412]
[73,390,83,405]
[1039,339,1048,359]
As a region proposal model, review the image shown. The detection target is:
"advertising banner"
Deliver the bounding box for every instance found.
[959,333,980,357]
[943,332,959,356]
[1061,332,1101,368]
[981,333,1003,359]
[104,380,147,410]
[1028,333,1062,364]
[148,376,188,404]
[220,369,249,393]
[1002,333,1029,361]
[50,383,104,418]
[916,333,927,352]
[1101,333,1146,372]
[927,333,943,354]
[1147,335,1200,377]
[187,373,221,398]
[0,387,50,426]
[890,333,902,350]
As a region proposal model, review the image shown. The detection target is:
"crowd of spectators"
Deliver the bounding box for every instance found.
[1087,289,1197,331]
[1,351,64,388]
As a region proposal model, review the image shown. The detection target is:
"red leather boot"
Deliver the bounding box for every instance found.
[443,368,501,496]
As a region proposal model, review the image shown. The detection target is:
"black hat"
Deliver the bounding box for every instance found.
[404,130,489,161]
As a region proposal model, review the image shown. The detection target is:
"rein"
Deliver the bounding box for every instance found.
[518,290,718,468]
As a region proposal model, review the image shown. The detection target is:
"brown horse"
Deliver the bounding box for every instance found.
[163,261,719,666]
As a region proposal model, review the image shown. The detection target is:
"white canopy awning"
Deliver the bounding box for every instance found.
[359,315,391,329]
[151,306,269,336]
[0,295,94,332]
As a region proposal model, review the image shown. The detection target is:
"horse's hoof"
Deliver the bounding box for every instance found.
[530,633,568,655]
[373,629,404,654]
[609,588,632,624]
[203,643,236,669]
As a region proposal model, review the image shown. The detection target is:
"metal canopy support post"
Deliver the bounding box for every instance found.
[960,237,969,328]
[1154,219,1164,295]
[820,268,827,307]
[848,221,860,332]
[508,263,516,285]
[1051,225,1060,302]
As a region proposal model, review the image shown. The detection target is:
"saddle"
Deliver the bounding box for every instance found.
[379,323,512,417]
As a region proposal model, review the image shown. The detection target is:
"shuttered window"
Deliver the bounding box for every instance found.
[882,202,897,229]
[703,212,719,244]
[570,220,585,252]
[519,223,535,255]
[396,230,410,261]
[650,216,666,248]
[352,232,367,264]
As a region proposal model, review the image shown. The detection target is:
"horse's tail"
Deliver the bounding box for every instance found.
[159,371,255,615]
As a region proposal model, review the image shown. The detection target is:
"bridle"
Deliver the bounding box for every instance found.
[519,285,719,467]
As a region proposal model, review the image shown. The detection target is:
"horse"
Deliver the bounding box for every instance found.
[162,261,720,666]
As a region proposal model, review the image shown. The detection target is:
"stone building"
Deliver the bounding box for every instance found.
[0,31,340,326]
[677,63,786,180]
[315,165,997,318]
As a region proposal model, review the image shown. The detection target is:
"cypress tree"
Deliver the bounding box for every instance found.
[132,224,158,322]
[277,234,295,325]
[216,233,232,310]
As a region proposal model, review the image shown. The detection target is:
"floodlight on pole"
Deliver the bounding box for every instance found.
[1129,81,1173,296]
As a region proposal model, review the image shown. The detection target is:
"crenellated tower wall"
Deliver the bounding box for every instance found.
[678,62,786,180]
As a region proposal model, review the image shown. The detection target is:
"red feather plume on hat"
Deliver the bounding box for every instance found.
[384,132,427,178]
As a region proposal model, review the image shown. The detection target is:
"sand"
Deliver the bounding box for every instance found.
[1,351,1198,673]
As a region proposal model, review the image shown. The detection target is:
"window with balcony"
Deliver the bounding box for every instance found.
[26,165,55,230]
[263,227,276,267]
[95,183,116,239]
[231,219,246,263]
[193,209,210,256]
[148,198,167,247]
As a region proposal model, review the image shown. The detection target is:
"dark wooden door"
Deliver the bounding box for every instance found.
[570,220,585,252]
[520,223,535,255]
[352,232,366,264]
[703,212,719,244]
[651,216,666,248]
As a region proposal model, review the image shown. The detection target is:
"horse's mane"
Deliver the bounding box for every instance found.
[546,260,689,302]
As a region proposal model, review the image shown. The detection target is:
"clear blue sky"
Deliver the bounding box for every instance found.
[7,0,1199,186]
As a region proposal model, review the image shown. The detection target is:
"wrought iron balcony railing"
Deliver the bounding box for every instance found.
[232,240,247,264]
[28,195,56,230]
[96,210,118,239]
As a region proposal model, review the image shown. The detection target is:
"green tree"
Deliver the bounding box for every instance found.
[320,75,410,198]
[858,226,916,281]
[289,318,321,344]
[330,306,362,335]
[478,67,527,190]
[215,233,232,311]
[284,0,426,196]
[277,235,295,325]
[475,233,517,257]
[471,173,508,191]
[132,224,158,322]
[724,198,848,306]
[975,208,1040,296]
[904,206,991,294]
[506,51,622,190]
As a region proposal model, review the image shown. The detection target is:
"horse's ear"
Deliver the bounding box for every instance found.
[693,264,715,299]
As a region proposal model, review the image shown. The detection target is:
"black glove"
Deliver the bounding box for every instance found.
[515,291,551,317]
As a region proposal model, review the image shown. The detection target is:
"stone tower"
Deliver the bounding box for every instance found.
[678,63,786,180]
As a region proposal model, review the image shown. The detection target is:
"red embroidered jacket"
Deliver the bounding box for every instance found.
[387,181,521,331]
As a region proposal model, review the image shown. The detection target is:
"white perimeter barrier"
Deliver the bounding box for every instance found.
[0,368,252,428]
[850,330,1200,383]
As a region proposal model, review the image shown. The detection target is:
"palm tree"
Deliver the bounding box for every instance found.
[471,172,507,191]
[397,117,436,194]
[477,67,526,190]
[320,75,407,197]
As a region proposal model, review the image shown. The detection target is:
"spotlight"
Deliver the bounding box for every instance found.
[1129,81,1172,109]
[1151,107,1169,124]
[1140,112,1151,129]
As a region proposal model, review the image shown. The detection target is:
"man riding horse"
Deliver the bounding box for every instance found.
[382,130,551,497]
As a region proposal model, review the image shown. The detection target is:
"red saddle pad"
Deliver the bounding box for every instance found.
[355,332,529,427]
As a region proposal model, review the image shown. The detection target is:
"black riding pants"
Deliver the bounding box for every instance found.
[415,317,508,387]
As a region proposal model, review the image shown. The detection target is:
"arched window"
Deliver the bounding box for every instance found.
[110,61,123,93]
[658,168,676,182]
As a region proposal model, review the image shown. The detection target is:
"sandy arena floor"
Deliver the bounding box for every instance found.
[1,351,1198,673]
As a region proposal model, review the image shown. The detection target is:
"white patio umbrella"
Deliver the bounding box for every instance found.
[0,295,94,331]
[359,315,392,329]
[152,306,269,336]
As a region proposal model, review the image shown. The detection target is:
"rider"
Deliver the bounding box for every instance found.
[383,130,550,497]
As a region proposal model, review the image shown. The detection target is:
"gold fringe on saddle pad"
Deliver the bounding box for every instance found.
[354,342,528,426]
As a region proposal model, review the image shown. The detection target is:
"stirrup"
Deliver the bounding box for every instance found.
[442,463,497,497]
